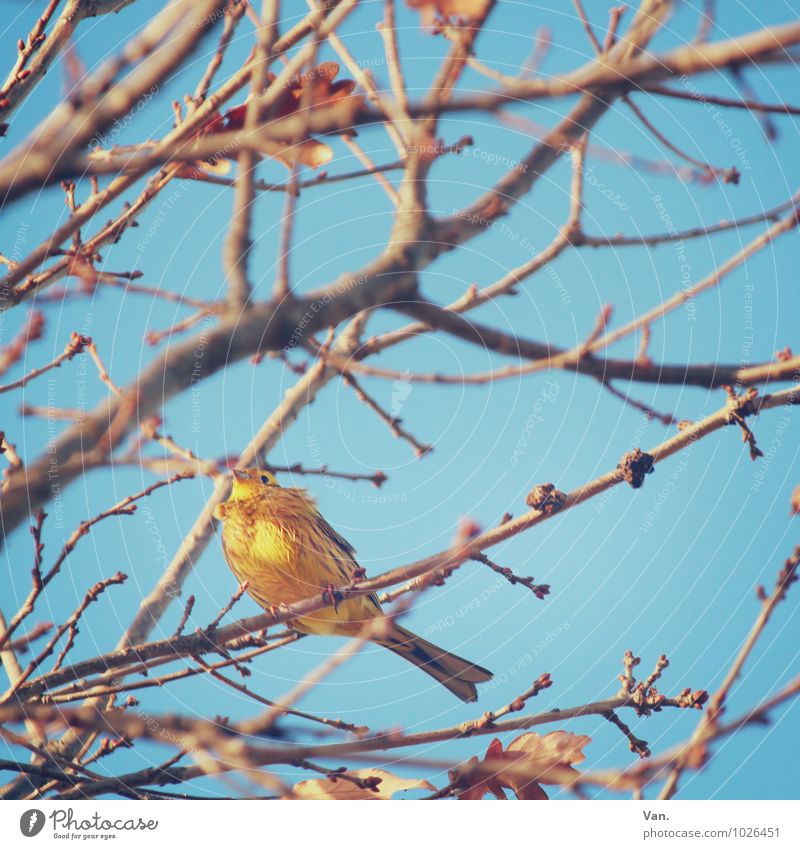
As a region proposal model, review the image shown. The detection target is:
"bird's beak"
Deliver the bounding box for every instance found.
[232,468,247,482]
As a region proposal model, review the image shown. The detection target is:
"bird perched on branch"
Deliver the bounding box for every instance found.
[214,468,493,702]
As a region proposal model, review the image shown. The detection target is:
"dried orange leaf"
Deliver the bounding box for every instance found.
[406,0,489,26]
[196,63,362,171]
[274,138,334,170]
[503,730,591,797]
[507,730,590,781]
[456,731,591,800]
[287,769,435,800]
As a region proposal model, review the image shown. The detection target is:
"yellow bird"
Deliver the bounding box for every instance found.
[214,468,493,702]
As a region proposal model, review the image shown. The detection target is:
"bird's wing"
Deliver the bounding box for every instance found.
[309,510,382,612]
[312,511,357,561]
[219,525,247,585]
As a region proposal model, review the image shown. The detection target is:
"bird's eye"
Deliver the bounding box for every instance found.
[260,475,270,485]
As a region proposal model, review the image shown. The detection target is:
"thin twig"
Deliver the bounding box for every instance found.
[207,582,251,631]
[274,163,298,300]
[172,596,196,639]
[340,371,433,457]
[604,710,651,758]
[623,94,738,183]
[377,1,408,112]
[341,135,400,205]
[194,657,369,735]
[194,1,247,103]
[266,462,387,487]
[2,572,128,700]
[643,83,800,116]
[0,473,194,652]
[659,544,800,798]
[0,332,87,394]
[474,673,553,728]
[471,553,550,599]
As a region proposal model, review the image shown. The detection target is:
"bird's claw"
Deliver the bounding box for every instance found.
[322,583,341,612]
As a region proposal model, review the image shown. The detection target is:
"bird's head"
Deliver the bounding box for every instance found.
[228,468,280,501]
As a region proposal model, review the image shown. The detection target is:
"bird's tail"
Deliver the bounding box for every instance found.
[376,623,493,703]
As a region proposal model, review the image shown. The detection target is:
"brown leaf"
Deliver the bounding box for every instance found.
[286,769,435,800]
[199,63,362,171]
[406,0,489,27]
[507,730,589,785]
[456,739,510,800]
[455,731,591,800]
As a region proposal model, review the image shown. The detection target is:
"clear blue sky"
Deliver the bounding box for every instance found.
[1,0,799,799]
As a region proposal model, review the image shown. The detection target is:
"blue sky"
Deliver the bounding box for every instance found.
[1,0,799,799]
